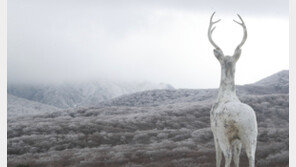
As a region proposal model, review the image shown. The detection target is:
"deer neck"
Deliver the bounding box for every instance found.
[217,66,239,102]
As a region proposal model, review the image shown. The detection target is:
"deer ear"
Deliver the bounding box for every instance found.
[233,49,241,62]
[213,49,224,61]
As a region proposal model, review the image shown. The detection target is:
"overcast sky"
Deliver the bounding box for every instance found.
[8,0,288,88]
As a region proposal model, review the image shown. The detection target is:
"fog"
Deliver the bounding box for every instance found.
[8,0,288,88]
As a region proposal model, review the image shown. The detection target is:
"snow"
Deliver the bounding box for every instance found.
[8,80,174,109]
[8,94,59,118]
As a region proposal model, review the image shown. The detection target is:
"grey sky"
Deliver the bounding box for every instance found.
[8,0,288,88]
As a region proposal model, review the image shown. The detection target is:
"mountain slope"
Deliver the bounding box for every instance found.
[7,70,289,167]
[8,70,288,109]
[8,94,288,167]
[254,70,288,87]
[99,70,289,107]
[8,80,174,109]
[8,94,59,118]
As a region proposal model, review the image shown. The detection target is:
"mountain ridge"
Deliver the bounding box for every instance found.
[8,94,59,118]
[98,70,289,107]
[8,80,174,109]
[7,70,288,112]
[253,70,288,87]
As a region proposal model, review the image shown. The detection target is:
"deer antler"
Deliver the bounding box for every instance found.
[208,12,222,51]
[233,14,247,52]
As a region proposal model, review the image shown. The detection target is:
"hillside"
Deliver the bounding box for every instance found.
[254,70,289,87]
[7,70,288,110]
[7,94,288,167]
[8,80,173,109]
[8,94,59,118]
[99,70,289,107]
[7,70,289,167]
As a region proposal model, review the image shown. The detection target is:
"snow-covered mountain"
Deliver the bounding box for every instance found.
[99,70,289,107]
[8,70,288,109]
[8,80,174,109]
[8,94,59,118]
[254,70,288,87]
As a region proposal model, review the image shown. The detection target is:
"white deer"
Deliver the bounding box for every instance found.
[208,12,258,167]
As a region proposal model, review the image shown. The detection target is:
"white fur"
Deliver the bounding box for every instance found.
[208,13,258,167]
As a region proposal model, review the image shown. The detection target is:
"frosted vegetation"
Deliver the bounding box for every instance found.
[8,94,60,118]
[8,80,173,109]
[7,70,288,167]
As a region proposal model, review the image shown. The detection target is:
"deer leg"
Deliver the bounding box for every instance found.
[214,136,222,167]
[222,146,232,167]
[244,139,256,167]
[232,141,242,167]
[218,139,232,167]
[246,145,256,167]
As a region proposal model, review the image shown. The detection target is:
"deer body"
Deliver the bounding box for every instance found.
[208,13,258,167]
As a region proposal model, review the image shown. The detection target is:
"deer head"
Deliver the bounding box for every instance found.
[208,12,247,80]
